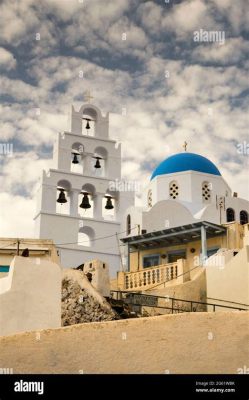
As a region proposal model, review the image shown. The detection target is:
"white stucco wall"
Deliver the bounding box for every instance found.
[206,245,249,308]
[0,256,61,336]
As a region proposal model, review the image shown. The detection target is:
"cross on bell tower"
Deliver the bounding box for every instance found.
[183,141,188,152]
[85,90,94,103]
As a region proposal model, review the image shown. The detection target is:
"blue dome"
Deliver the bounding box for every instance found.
[151,152,221,180]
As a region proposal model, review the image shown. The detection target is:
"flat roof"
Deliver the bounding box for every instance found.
[121,221,227,250]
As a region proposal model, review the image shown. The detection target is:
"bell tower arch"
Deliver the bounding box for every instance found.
[34,101,134,276]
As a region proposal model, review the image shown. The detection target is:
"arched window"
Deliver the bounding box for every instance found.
[126,214,131,235]
[226,208,235,222]
[56,179,71,215]
[169,181,179,199]
[240,210,248,225]
[147,189,152,208]
[202,181,211,202]
[92,146,108,177]
[82,107,97,136]
[78,226,95,247]
[71,142,84,174]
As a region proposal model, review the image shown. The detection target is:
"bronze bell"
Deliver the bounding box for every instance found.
[85,120,90,130]
[57,189,67,204]
[94,157,101,169]
[105,196,114,210]
[72,153,79,164]
[80,193,91,209]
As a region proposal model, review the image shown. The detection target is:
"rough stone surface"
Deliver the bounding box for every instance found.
[61,271,117,326]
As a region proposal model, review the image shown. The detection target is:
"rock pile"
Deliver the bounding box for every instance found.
[61,270,117,326]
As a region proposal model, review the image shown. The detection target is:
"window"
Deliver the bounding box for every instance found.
[126,214,131,235]
[202,181,211,202]
[207,247,220,258]
[143,255,160,268]
[168,250,186,263]
[240,210,248,225]
[226,208,235,222]
[169,181,179,199]
[147,189,152,208]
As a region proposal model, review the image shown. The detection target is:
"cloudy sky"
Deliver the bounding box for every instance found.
[0,0,248,237]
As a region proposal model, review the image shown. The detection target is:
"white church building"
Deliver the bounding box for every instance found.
[34,101,249,280]
[34,103,134,275]
[121,151,249,238]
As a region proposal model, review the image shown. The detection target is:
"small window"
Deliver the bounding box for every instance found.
[226,208,235,222]
[143,255,160,268]
[126,214,131,235]
[147,189,152,208]
[169,181,179,199]
[240,210,248,225]
[202,181,211,202]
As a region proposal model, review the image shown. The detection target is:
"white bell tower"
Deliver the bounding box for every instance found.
[34,102,134,276]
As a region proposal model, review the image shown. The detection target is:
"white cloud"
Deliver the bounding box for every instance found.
[0,47,16,70]
[0,0,248,239]
[0,193,35,237]
[192,37,249,64]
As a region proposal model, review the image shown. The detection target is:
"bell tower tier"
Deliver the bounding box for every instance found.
[34,103,134,277]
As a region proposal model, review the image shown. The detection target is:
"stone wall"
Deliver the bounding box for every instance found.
[62,269,116,325]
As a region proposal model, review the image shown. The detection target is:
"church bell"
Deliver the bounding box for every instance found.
[105,196,114,210]
[72,153,79,164]
[85,120,90,130]
[94,157,101,169]
[80,193,91,209]
[57,189,67,204]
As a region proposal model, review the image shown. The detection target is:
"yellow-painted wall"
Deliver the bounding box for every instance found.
[0,238,59,277]
[0,312,248,374]
[129,223,244,277]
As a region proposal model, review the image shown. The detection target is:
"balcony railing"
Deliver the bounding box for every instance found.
[117,259,188,291]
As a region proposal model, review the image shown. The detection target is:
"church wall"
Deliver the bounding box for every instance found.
[38,213,120,254]
[148,171,231,207]
[1,311,248,373]
[142,200,194,231]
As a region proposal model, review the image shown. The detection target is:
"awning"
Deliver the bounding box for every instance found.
[120,221,226,250]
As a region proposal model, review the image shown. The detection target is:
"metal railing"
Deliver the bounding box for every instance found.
[111,290,248,313]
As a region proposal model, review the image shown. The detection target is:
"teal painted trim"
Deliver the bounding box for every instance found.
[0,265,10,272]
